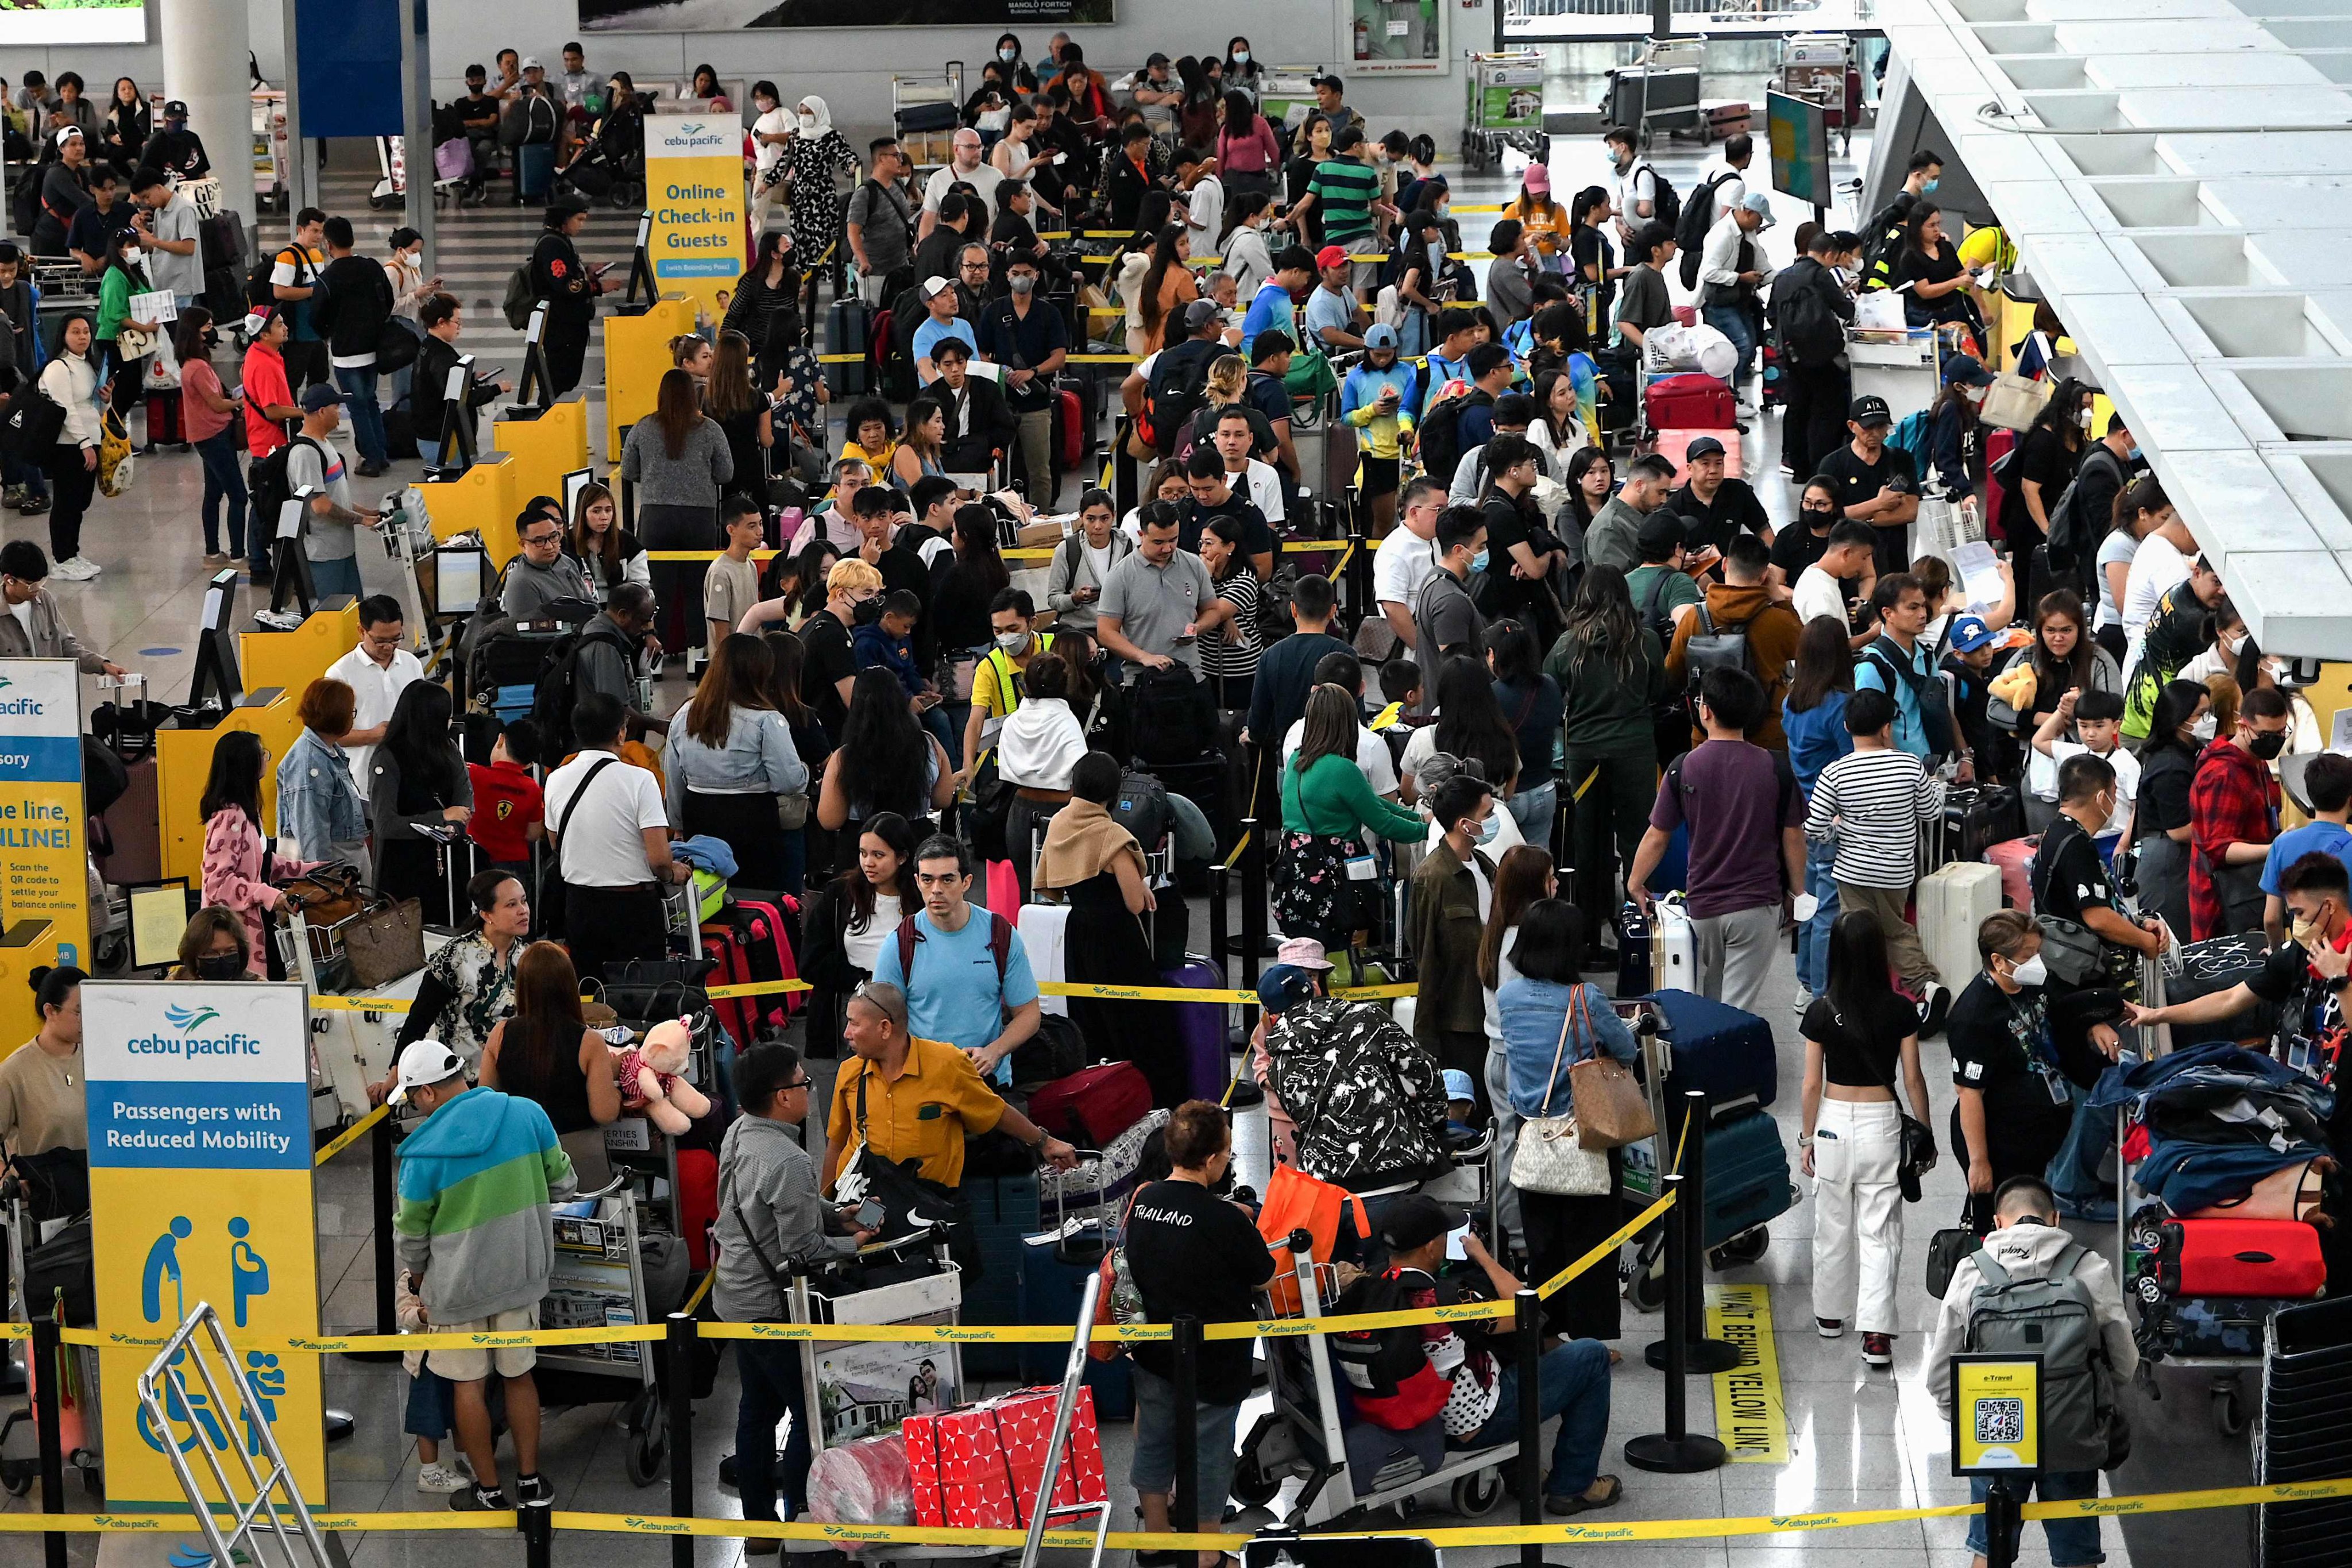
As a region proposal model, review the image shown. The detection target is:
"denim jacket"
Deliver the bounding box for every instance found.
[276,728,367,863]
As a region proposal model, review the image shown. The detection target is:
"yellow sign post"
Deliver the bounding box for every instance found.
[84,980,325,1510]
[0,658,89,1046]
[1951,1354,2042,1475]
[644,114,748,322]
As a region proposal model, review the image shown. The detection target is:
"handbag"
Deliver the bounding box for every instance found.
[1979,370,2051,432]
[97,408,134,497]
[1924,1200,1983,1299]
[776,791,811,831]
[1566,988,1654,1150]
[1,385,66,455]
[342,896,427,987]
[376,319,421,373]
[1510,991,1614,1196]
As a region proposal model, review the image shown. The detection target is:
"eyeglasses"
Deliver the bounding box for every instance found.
[782,1077,810,1092]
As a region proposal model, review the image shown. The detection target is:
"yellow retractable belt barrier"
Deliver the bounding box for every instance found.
[311,1102,389,1167]
[12,1478,2352,1544]
[308,978,1418,1013]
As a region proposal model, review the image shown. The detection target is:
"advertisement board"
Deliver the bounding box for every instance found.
[580,0,1109,32]
[644,114,749,321]
[0,659,88,1047]
[0,0,145,45]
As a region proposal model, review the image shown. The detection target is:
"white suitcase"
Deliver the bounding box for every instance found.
[1652,893,1697,994]
[1918,861,2002,992]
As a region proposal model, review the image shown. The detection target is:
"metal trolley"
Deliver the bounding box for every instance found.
[0,1163,103,1499]
[535,1176,671,1485]
[1461,52,1550,174]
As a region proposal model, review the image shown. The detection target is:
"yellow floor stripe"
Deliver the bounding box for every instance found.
[1708,1283,1789,1463]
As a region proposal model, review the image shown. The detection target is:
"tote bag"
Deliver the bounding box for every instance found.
[1511,988,1613,1196]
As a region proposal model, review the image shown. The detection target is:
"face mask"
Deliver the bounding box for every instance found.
[851,596,882,626]
[1962,385,1986,405]
[195,953,244,980]
[2127,445,2142,461]
[2251,729,2288,760]
[1000,47,1017,61]
[1008,273,1036,296]
[2293,912,2328,947]
[2008,953,2048,987]
[755,98,775,112]
[1233,49,1249,63]
[1922,178,1940,195]
[2190,713,2217,741]
[2079,407,2095,432]
[798,112,817,132]
[1470,549,1489,573]
[1474,813,1501,845]
[121,247,140,264]
[994,631,1028,653]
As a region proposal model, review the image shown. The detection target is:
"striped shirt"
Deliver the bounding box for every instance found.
[1802,746,1944,890]
[1308,157,1381,244]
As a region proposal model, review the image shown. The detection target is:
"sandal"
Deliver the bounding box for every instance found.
[1544,1474,1624,1516]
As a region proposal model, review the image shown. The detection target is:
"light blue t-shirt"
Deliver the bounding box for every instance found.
[910,318,979,383]
[1301,284,1357,350]
[2261,820,2352,897]
[1854,638,1932,759]
[1241,280,1295,353]
[868,905,1040,1085]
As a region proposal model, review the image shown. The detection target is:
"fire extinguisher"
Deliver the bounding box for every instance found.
[1354,16,1372,56]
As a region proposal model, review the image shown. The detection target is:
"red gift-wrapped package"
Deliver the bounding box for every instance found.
[903,1386,1108,1530]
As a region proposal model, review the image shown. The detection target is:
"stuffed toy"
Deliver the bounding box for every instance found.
[613,1015,713,1135]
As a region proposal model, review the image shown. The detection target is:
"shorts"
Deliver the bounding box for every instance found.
[1359,453,1401,499]
[404,1364,455,1439]
[426,1304,540,1382]
[1129,1364,1240,1521]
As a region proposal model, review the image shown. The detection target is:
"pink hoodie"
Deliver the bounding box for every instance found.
[201,809,322,975]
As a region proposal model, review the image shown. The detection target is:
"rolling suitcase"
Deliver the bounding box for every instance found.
[1027,1062,1152,1147]
[1650,894,1696,994]
[1013,1237,1139,1416]
[144,388,184,445]
[826,297,871,396]
[2157,1218,2326,1300]
[1937,784,2025,867]
[1918,860,2002,992]
[1161,954,1230,1102]
[1984,836,2036,911]
[2164,932,2281,1047]
[1056,387,1084,470]
[698,925,756,1045]
[1649,987,1777,1110]
[1705,101,1752,139]
[1983,427,2018,543]
[727,889,804,1023]
[1703,1104,1794,1253]
[960,1172,1041,1376]
[1616,901,1652,998]
[1654,427,1741,483]
[1644,372,1735,430]
[677,1146,718,1269]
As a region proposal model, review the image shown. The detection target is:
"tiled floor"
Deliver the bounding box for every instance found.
[2,114,2261,1568]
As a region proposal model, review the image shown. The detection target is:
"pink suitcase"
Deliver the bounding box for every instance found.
[1705,101,1753,139]
[1655,428,1744,484]
[1985,837,2037,910]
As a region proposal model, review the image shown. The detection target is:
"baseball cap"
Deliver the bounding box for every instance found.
[1379,1194,1467,1254]
[1849,393,1893,428]
[1181,298,1221,332]
[53,126,80,145]
[1739,191,1775,227]
[299,383,346,413]
[1315,244,1349,271]
[1948,614,1998,653]
[1637,512,1687,561]
[1685,434,1727,461]
[520,55,543,69]
[1363,323,1399,350]
[1310,72,1343,90]
[1275,936,1335,971]
[163,99,188,118]
[388,1039,465,1105]
[1257,964,1319,1014]
[1942,352,1998,389]
[1523,163,1550,194]
[1146,51,1171,67]
[1442,1068,1478,1103]
[921,275,953,300]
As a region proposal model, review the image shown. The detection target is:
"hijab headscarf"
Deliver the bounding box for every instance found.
[796,95,834,138]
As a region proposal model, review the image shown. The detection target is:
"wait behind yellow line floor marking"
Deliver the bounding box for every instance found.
[1708,1283,1789,1463]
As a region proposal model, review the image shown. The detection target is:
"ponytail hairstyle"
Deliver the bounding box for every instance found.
[2111,474,2169,538]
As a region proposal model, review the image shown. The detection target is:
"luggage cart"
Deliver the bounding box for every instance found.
[0,1167,103,1500]
[534,1176,671,1485]
[1230,1233,1513,1528]
[1461,52,1548,175]
[1776,33,1858,154]
[369,134,466,210]
[1604,39,1708,152]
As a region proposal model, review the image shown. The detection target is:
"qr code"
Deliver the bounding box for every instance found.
[1975,1398,2026,1445]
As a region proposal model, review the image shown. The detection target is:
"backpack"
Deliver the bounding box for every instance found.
[529,620,634,766]
[1143,339,1218,457]
[503,253,539,332]
[1264,998,1449,1185]
[1774,266,1844,369]
[1887,407,1934,476]
[894,911,1013,991]
[1413,388,1490,489]
[1129,664,1217,766]
[1963,1240,2121,1473]
[1639,163,1681,236]
[1674,170,1739,291]
[1113,767,1175,853]
[247,244,308,315]
[1857,195,1913,292]
[1679,598,1758,702]
[2045,444,2125,578]
[248,435,323,554]
[1861,634,1958,758]
[1327,1268,1451,1428]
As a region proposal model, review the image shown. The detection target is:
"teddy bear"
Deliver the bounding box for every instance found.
[611,1015,714,1135]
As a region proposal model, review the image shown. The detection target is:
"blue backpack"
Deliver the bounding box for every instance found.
[1887,407,1934,475]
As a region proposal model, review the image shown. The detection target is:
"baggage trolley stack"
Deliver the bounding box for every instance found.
[1461,53,1548,175]
[1231,1235,1514,1528]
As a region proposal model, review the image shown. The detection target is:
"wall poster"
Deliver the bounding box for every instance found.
[581,0,1110,32]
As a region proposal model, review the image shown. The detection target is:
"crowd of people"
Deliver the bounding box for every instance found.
[0,37,2332,1565]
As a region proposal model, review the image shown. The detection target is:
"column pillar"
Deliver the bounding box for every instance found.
[162,0,256,235]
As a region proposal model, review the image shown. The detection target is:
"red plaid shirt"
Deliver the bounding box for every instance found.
[2188,737,2280,941]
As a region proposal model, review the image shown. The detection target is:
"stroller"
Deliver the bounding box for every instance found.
[561,99,647,209]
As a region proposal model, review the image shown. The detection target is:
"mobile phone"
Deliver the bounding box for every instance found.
[856,1199,886,1231]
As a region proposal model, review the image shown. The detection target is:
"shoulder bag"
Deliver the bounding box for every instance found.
[1923,1198,1982,1298]
[2027,833,2108,985]
[1832,1000,1936,1201]
[1511,989,1615,1196]
[1567,986,1654,1150]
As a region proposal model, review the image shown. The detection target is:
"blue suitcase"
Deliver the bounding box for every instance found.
[1015,1235,1137,1418]
[1648,987,1778,1111]
[960,1171,1040,1378]
[1163,956,1230,1102]
[1702,1106,1793,1253]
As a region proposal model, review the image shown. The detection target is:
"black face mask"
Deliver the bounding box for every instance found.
[2250,730,2288,760]
[195,953,244,980]
[1801,505,1836,524]
[851,596,883,627]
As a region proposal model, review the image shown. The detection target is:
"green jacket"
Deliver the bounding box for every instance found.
[1408,838,1494,1041]
[1544,624,1666,757]
[96,264,137,343]
[1282,751,1424,841]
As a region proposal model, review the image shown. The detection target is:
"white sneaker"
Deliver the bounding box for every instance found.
[50,555,99,581]
[1791,987,1813,1017]
[416,1462,468,1494]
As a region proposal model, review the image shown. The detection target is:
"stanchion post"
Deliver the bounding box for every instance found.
[1210,862,1231,976]
[1984,1477,2024,1568]
[1238,814,1265,991]
[1625,1176,1725,1474]
[666,1313,696,1568]
[1512,1287,1564,1568]
[523,1489,553,1568]
[1647,1088,1737,1376]
[345,1110,403,1363]
[31,1315,64,1568]
[1172,1315,1202,1543]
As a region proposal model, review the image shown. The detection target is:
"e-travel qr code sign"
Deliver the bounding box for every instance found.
[1952,1355,2042,1476]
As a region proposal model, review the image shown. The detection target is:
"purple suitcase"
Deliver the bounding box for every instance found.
[1162,956,1230,1102]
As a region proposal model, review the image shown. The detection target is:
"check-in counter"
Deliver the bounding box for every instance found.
[603,295,697,463]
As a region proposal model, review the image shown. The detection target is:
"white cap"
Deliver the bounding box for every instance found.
[520,55,543,71]
[921,275,953,300]
[389,1039,465,1104]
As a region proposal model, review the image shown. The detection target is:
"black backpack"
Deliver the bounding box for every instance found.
[1113,768,1175,853]
[530,620,634,766]
[247,244,308,315]
[1415,388,1490,489]
[1774,265,1844,369]
[1327,1268,1439,1401]
[1674,171,1739,290]
[2046,444,2126,580]
[247,435,323,553]
[1144,339,1219,457]
[1640,163,1682,235]
[1129,664,1217,766]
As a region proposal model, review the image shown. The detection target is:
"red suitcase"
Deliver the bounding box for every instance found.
[699,926,756,1046]
[145,388,184,445]
[2157,1218,2326,1299]
[1057,388,1084,470]
[1644,372,1734,431]
[1984,836,2036,910]
[728,890,804,1026]
[1026,1061,1152,1148]
[677,1146,719,1270]
[1983,427,2017,543]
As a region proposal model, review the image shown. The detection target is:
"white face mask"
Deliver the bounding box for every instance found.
[1233,49,1249,64]
[798,111,817,132]
[121,247,140,264]
[1000,47,1018,61]
[2008,953,2048,987]
[2190,713,2218,741]
[994,630,1028,653]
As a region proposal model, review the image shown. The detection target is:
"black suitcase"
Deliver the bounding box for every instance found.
[2164,932,2280,1048]
[825,297,871,396]
[204,265,244,325]
[199,212,244,271]
[895,101,959,134]
[383,397,420,461]
[1936,783,2023,866]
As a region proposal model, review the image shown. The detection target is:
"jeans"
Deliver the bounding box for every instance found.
[733,1340,812,1521]
[1701,301,1760,384]
[1465,1339,1612,1499]
[1690,901,1781,1015]
[1507,780,1557,844]
[1794,839,1840,995]
[334,365,387,467]
[195,428,249,558]
[1810,1098,1903,1333]
[1129,1364,1239,1526]
[1965,1472,2104,1565]
[309,554,362,600]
